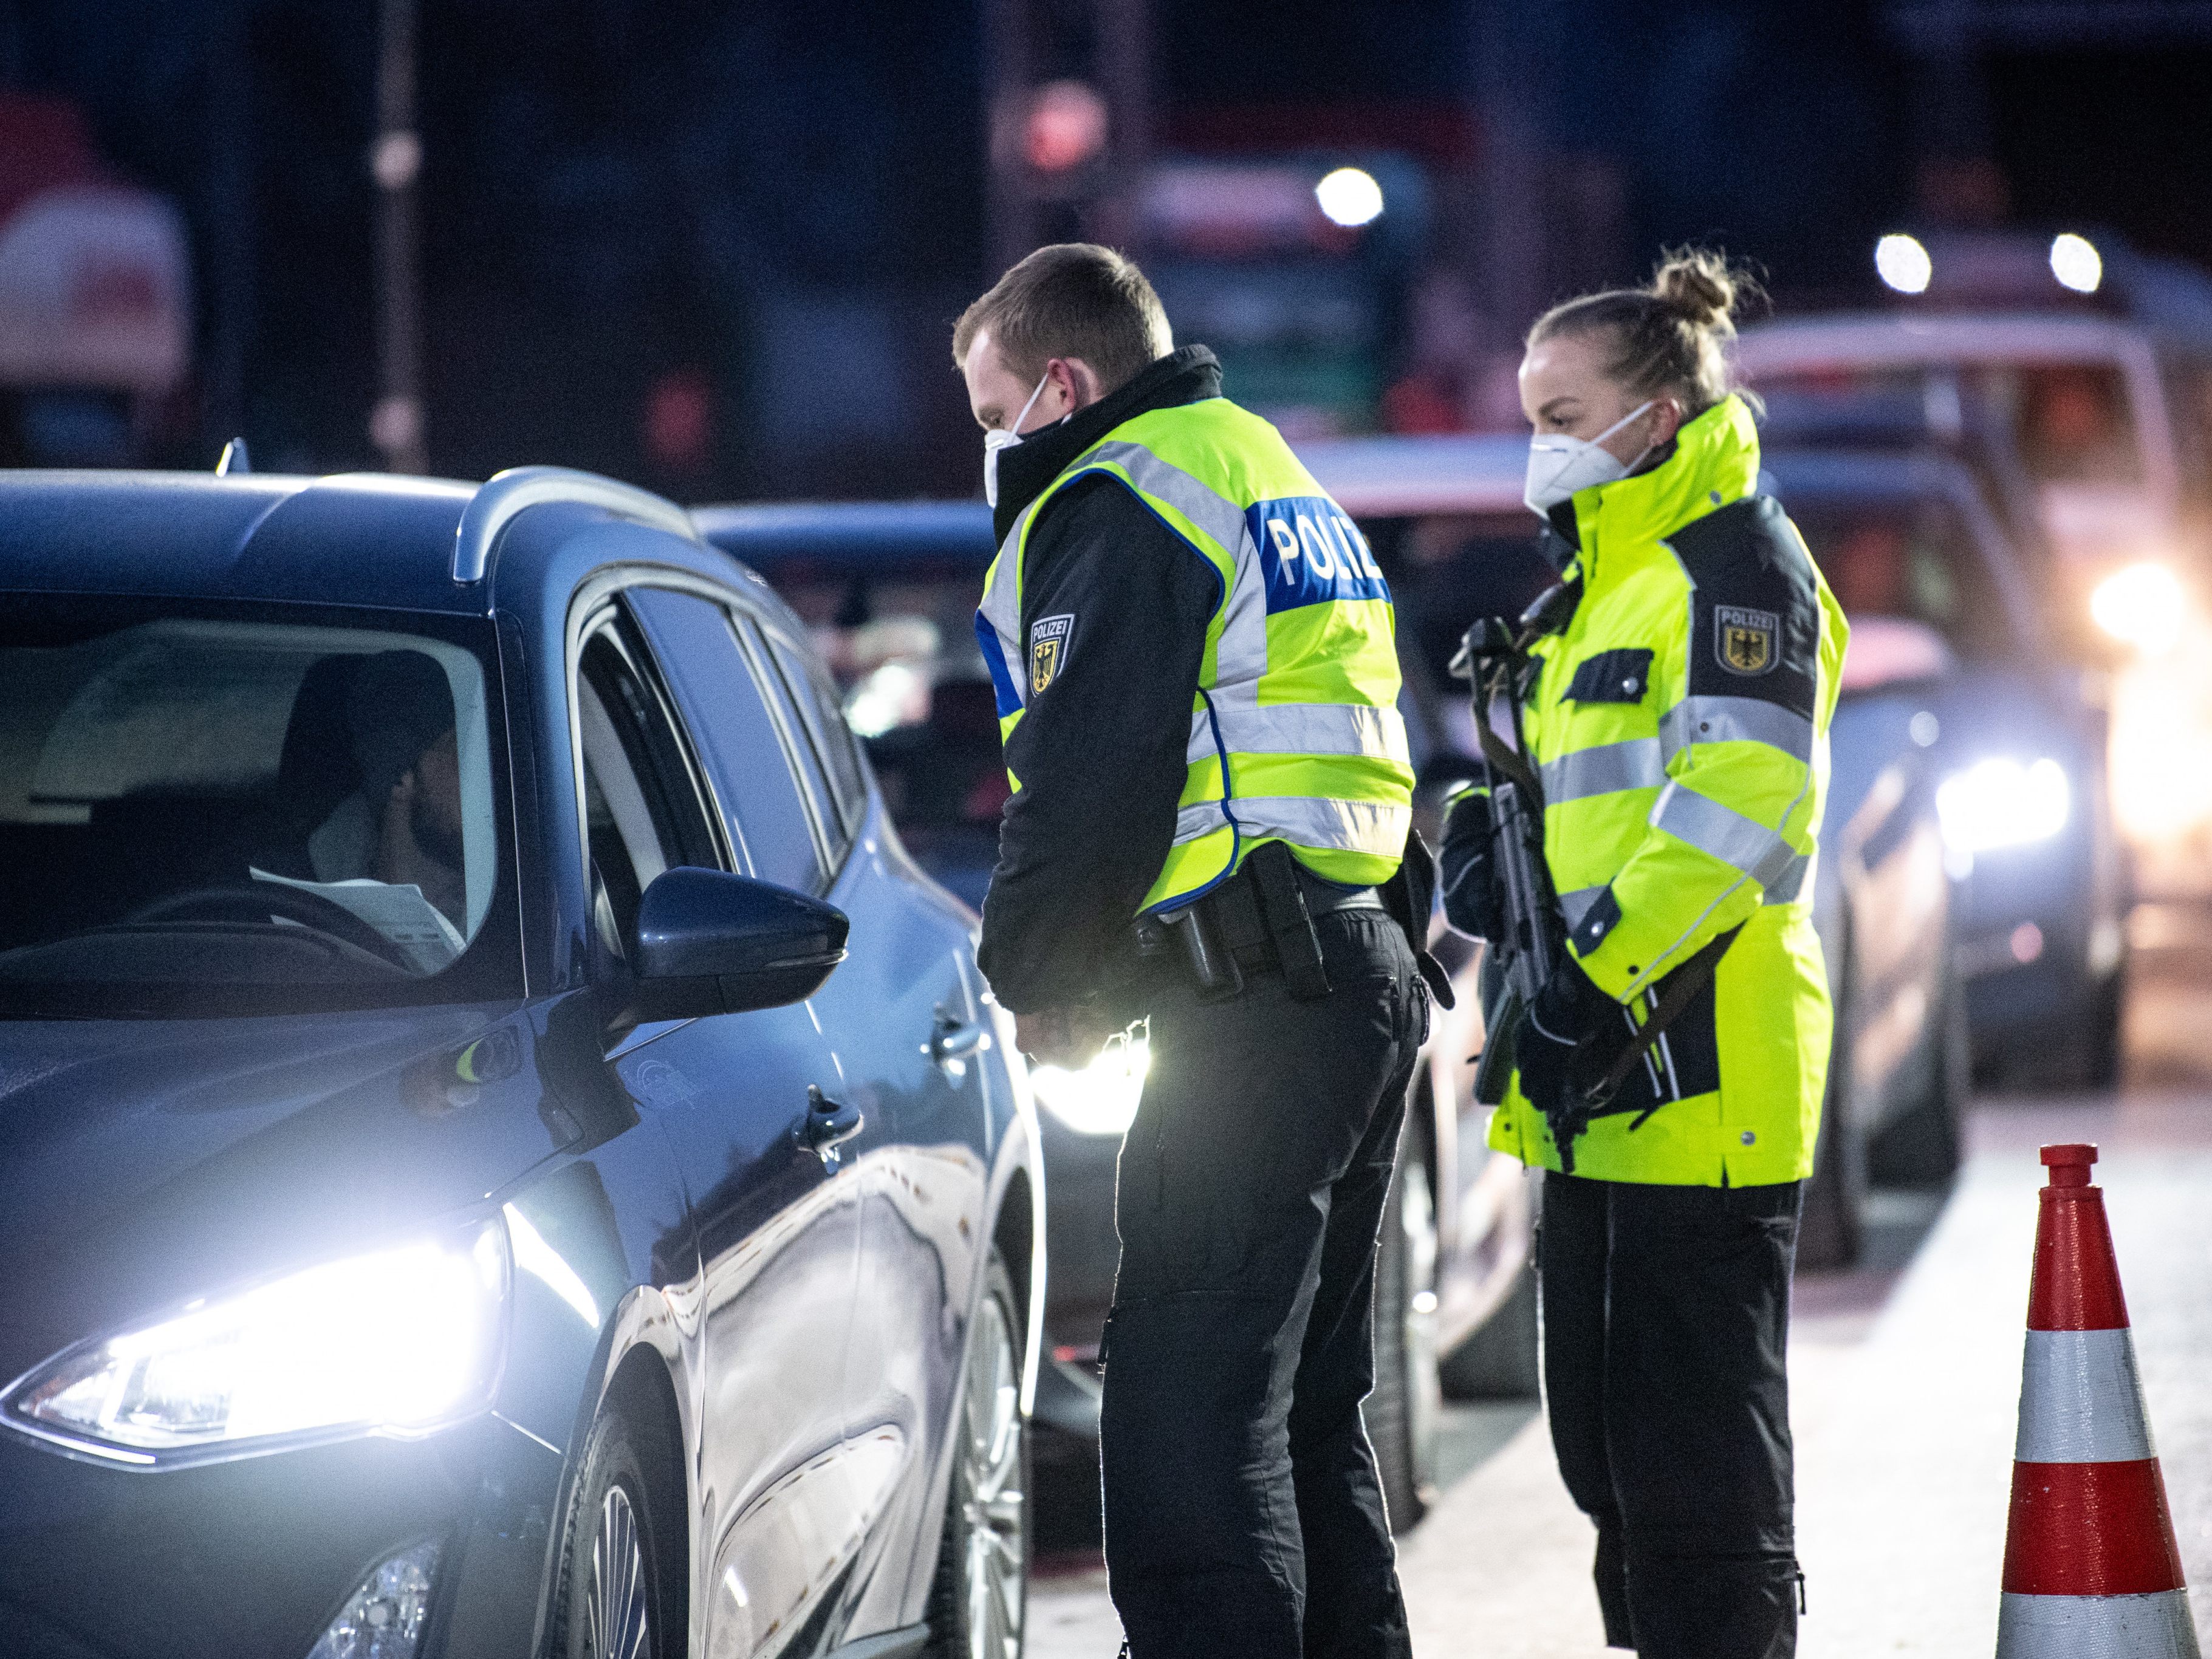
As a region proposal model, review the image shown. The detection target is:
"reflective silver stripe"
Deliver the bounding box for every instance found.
[1559,886,1608,931]
[1084,440,1270,692]
[1194,700,1410,762]
[1650,781,1799,886]
[1174,796,1409,858]
[979,505,1043,713]
[1762,852,1812,905]
[1541,737,1664,805]
[1660,696,1815,764]
[2016,1329,2157,1463]
[1995,1592,2197,1658]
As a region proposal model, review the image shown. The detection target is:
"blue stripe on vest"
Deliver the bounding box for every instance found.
[975,610,1023,718]
[1247,497,1392,613]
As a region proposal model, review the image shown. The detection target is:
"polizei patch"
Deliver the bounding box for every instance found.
[1714,605,1778,676]
[1029,614,1073,695]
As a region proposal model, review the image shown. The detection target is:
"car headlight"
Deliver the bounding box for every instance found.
[1935,757,2072,854]
[1032,1033,1150,1137]
[2090,562,2185,654]
[1,1219,508,1465]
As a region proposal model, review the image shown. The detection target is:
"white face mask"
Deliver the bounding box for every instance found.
[983,371,1053,510]
[1522,400,1657,516]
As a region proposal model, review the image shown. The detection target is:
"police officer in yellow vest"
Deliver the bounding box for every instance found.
[956,244,1437,1659]
[1442,251,1847,1658]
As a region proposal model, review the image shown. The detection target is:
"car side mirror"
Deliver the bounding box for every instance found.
[621,867,849,1025]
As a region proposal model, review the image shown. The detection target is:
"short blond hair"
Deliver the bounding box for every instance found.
[953,243,1173,396]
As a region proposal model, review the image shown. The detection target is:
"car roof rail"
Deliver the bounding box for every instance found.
[453,465,698,585]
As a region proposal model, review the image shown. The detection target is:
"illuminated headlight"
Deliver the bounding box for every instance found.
[1,1220,508,1465]
[1936,757,2071,854]
[1032,1034,1150,1137]
[2090,563,2185,654]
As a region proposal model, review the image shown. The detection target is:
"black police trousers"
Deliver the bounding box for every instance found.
[1539,1169,1804,1658]
[1100,908,1425,1659]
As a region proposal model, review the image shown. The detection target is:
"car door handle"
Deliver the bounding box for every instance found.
[926,1007,988,1068]
[800,1084,865,1168]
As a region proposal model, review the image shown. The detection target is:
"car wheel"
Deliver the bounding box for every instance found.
[1366,1125,1440,1534]
[1439,1258,1540,1401]
[2074,965,2126,1090]
[1869,966,1966,1188]
[549,1397,683,1659]
[1799,1013,1864,1270]
[926,1251,1029,1659]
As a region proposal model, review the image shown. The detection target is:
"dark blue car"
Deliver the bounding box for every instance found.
[0,467,1041,1659]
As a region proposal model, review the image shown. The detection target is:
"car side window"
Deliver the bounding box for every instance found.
[758,623,871,839]
[575,618,719,957]
[731,613,852,871]
[626,586,827,895]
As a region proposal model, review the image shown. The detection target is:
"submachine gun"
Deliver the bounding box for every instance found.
[1450,587,1730,1174]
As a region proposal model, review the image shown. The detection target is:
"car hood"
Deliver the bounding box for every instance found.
[0,1000,583,1389]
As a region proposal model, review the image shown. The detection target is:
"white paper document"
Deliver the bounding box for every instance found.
[248,867,465,974]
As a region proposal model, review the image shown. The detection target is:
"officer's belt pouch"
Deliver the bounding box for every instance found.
[1382,826,1455,1011]
[1246,841,1332,1003]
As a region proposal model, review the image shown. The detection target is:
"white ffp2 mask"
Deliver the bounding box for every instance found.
[983,372,1053,509]
[1522,400,1657,516]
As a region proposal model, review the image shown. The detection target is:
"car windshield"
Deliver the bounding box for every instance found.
[767,560,1004,906]
[1785,491,2016,677]
[1752,361,2143,487]
[0,597,518,1016]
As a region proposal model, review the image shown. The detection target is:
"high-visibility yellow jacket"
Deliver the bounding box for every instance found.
[976,394,1413,912]
[1487,395,1850,1185]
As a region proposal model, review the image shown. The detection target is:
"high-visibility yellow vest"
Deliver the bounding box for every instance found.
[975,394,1412,912]
[1488,395,1851,1185]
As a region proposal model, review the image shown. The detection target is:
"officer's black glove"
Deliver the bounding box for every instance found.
[1515,951,1618,1118]
[1439,784,1504,943]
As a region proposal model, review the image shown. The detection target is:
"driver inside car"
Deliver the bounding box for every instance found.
[305,651,467,929]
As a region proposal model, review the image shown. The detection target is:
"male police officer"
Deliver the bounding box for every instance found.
[956,244,1431,1658]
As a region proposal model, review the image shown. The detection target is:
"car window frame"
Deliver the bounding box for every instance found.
[568,566,859,900]
[565,584,734,939]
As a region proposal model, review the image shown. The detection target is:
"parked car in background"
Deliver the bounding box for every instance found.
[1737,312,2212,652]
[696,498,1538,1534]
[1763,448,2131,1093]
[0,467,1039,1659]
[1301,434,1968,1267]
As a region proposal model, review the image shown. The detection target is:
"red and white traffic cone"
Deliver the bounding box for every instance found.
[1997,1143,2200,1656]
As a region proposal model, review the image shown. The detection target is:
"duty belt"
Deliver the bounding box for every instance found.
[1131,840,1384,1004]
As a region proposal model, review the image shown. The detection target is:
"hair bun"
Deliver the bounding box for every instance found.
[1651,247,1750,333]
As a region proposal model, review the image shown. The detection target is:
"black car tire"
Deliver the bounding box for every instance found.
[2074,965,2126,1091]
[1799,1007,1864,1271]
[925,1250,1030,1659]
[1869,966,1967,1189]
[548,1394,685,1659]
[1367,1128,1440,1534]
[1439,1259,1540,1401]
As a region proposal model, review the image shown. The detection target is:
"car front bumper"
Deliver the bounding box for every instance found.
[0,1412,563,1659]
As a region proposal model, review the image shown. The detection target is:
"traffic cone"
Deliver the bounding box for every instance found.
[1997,1143,2200,1656]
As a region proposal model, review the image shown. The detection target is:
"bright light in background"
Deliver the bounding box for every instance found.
[5,1222,507,1460]
[2090,561,2185,655]
[1032,1033,1150,1136]
[1936,757,2071,853]
[2050,232,2103,294]
[1875,233,1933,295]
[1315,167,1385,228]
[844,660,930,739]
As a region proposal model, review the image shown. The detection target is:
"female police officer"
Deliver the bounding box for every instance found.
[1443,250,1847,1659]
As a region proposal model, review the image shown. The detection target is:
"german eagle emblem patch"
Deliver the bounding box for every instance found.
[1029,614,1073,696]
[1714,606,1778,676]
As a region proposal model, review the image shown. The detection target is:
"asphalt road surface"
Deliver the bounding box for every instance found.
[1028,903,2212,1656]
